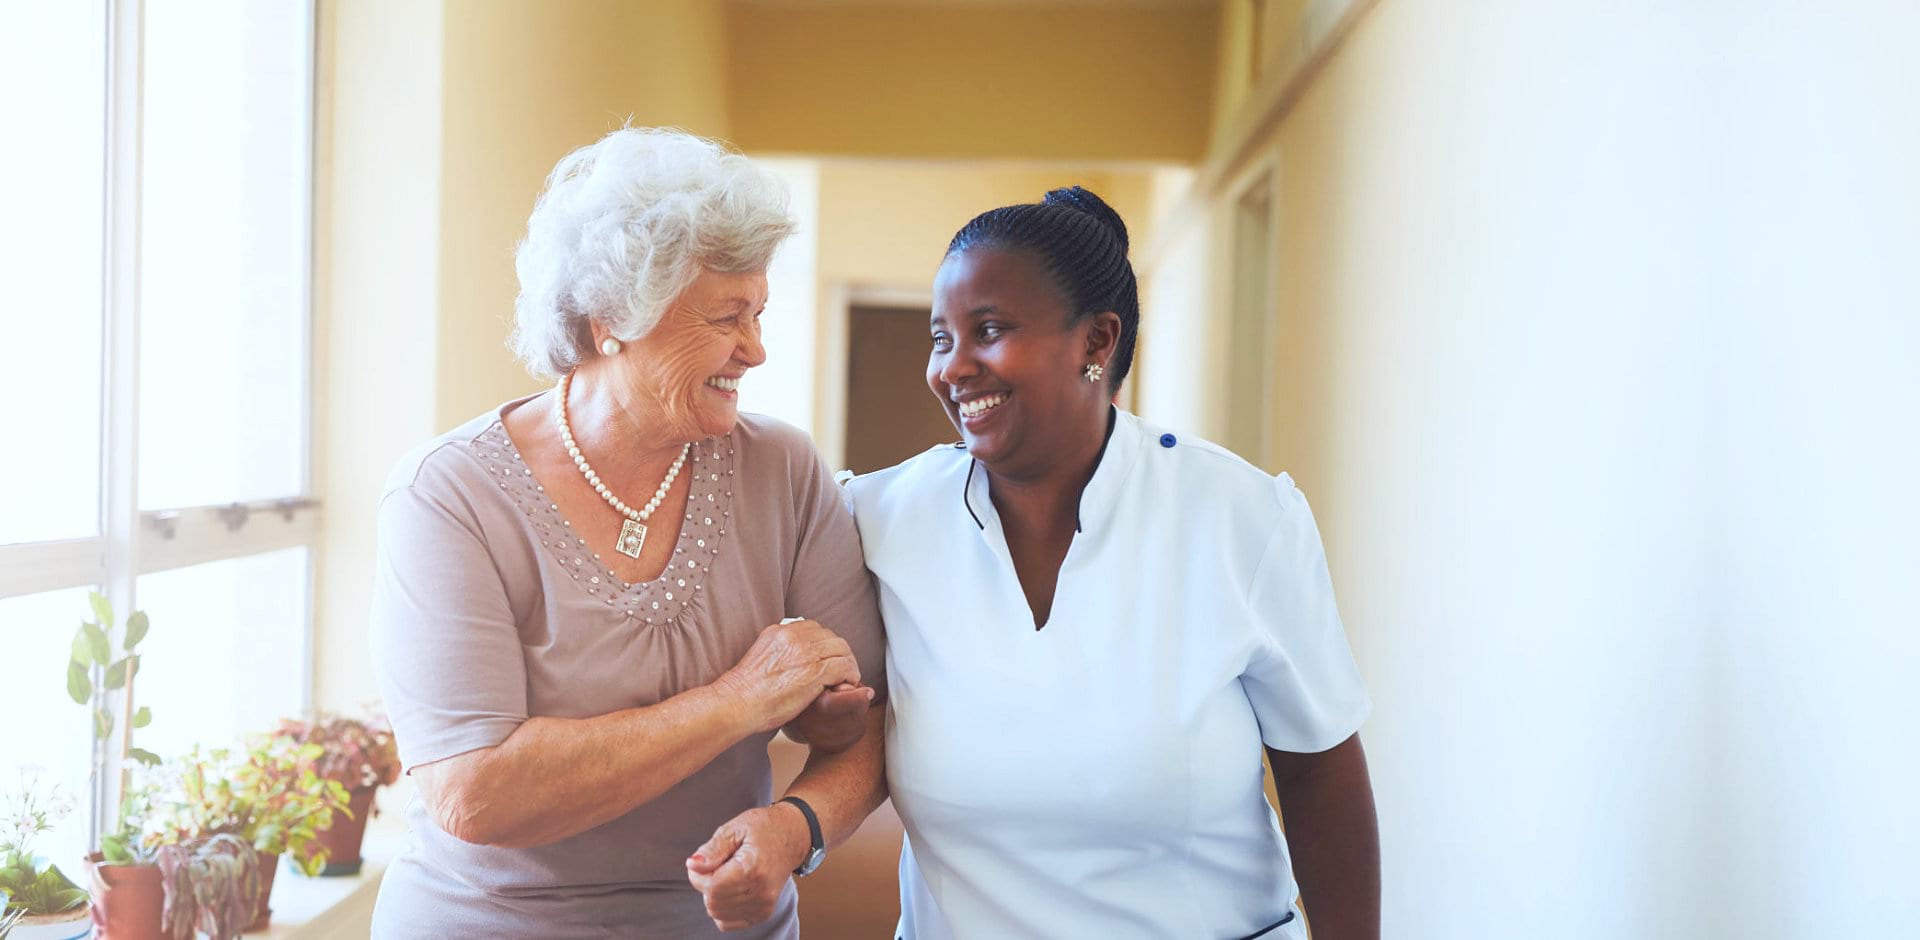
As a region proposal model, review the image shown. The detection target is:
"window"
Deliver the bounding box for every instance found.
[0,0,316,871]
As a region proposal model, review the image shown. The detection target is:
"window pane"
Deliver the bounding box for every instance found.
[138,0,311,510]
[134,548,308,758]
[0,588,99,879]
[0,3,106,544]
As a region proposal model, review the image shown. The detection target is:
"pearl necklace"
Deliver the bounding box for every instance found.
[555,372,690,559]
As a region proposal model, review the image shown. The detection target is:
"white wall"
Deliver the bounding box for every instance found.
[1711,2,1920,934]
[1286,5,1717,934]
[741,158,821,433]
[1135,0,1920,935]
[1136,189,1218,437]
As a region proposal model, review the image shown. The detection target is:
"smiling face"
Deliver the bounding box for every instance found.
[605,267,769,441]
[928,247,1119,476]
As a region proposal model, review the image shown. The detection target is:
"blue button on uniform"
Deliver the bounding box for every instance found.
[1159,433,1177,448]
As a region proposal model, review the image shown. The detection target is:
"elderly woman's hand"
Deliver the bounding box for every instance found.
[783,682,875,752]
[685,803,811,931]
[717,619,861,733]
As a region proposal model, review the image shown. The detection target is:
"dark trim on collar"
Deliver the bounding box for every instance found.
[963,458,986,530]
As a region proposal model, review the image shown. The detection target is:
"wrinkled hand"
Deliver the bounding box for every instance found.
[686,803,810,932]
[782,682,875,752]
[717,620,860,734]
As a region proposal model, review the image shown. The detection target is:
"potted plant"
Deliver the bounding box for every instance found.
[150,835,258,940]
[0,768,89,940]
[272,714,400,876]
[83,783,161,940]
[65,593,164,940]
[145,740,348,932]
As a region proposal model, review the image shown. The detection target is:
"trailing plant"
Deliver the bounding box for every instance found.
[273,713,401,792]
[153,834,259,940]
[0,767,87,920]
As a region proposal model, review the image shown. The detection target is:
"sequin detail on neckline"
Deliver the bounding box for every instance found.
[474,422,736,627]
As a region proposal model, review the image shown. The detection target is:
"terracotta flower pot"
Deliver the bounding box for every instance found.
[9,907,93,940]
[86,854,164,940]
[244,850,279,933]
[311,786,377,876]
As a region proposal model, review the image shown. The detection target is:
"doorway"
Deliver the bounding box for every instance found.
[843,304,956,474]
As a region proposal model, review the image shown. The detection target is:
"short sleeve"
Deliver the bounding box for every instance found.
[1241,473,1371,753]
[785,452,889,700]
[370,481,528,771]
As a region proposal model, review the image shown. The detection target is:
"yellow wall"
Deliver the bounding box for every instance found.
[434,0,732,429]
[726,3,1217,163]
[312,0,445,714]
[813,162,1155,290]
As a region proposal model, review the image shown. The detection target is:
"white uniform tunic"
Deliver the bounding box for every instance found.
[845,409,1371,940]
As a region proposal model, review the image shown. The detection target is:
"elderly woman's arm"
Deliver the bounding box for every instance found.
[413,618,862,849]
[686,704,888,931]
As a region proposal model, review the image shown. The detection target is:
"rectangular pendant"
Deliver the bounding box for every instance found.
[616,519,648,558]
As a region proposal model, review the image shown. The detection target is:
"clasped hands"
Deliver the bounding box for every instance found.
[690,618,874,931]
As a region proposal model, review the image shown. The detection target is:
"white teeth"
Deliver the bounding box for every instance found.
[706,376,740,392]
[957,394,1006,418]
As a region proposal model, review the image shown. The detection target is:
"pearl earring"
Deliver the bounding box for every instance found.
[1084,362,1105,383]
[600,337,623,356]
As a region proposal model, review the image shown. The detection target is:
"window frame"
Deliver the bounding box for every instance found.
[0,0,320,848]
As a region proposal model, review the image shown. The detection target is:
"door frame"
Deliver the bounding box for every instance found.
[816,281,936,471]
[1219,150,1283,469]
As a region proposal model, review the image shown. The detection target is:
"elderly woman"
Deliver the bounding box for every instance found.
[369,128,887,938]
[844,187,1380,939]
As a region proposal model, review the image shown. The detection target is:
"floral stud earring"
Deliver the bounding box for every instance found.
[1084,362,1105,383]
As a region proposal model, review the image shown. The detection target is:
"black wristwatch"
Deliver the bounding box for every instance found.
[778,796,825,876]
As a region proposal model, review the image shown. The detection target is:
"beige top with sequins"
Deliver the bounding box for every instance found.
[367,396,885,939]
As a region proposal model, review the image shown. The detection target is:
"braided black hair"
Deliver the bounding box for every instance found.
[945,186,1139,391]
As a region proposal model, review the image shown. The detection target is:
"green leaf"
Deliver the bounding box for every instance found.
[101,834,134,865]
[94,708,113,739]
[123,610,149,650]
[81,622,112,666]
[66,661,91,705]
[128,748,161,767]
[132,706,152,729]
[104,656,135,690]
[6,862,88,915]
[252,821,284,854]
[88,591,114,628]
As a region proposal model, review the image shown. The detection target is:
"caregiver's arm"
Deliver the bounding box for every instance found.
[1268,733,1380,940]
[413,619,862,849]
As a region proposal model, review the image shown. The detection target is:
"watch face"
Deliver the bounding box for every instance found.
[797,846,826,877]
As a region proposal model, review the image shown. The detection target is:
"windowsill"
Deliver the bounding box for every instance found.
[257,815,405,939]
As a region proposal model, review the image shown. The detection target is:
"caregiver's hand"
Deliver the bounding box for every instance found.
[783,681,875,752]
[686,803,811,931]
[716,619,861,734]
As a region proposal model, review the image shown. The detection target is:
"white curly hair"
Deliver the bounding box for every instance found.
[510,127,796,379]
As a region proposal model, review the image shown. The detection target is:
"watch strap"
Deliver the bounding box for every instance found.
[777,795,824,874]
